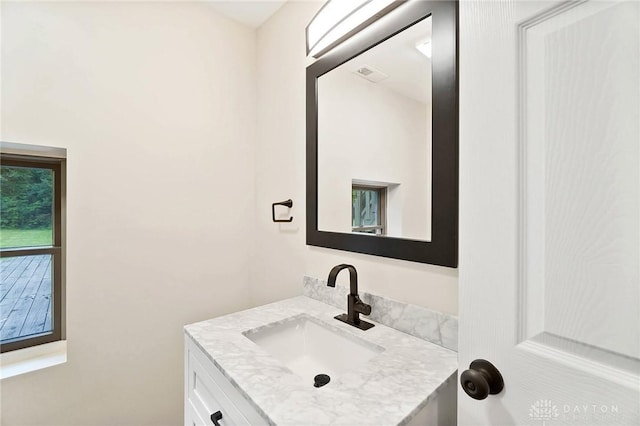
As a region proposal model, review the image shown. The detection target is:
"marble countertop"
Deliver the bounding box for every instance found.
[184,296,457,426]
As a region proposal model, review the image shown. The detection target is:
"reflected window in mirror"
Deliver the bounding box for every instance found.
[352,185,386,235]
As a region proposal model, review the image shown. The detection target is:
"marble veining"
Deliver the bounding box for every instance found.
[185,296,457,426]
[303,275,459,351]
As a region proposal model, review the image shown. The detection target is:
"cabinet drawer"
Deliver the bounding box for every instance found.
[185,400,206,426]
[185,335,266,426]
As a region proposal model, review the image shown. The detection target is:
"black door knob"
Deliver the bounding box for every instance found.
[460,359,504,400]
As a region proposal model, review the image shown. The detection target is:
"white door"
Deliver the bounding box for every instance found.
[459,0,640,425]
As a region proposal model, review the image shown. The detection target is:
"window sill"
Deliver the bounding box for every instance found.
[0,340,67,379]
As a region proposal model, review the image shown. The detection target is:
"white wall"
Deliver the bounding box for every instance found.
[0,2,256,424]
[317,68,431,240]
[252,1,458,314]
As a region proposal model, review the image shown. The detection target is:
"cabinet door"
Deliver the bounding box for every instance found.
[184,335,267,426]
[185,400,206,426]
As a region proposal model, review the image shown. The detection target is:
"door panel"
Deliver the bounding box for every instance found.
[460,0,640,424]
[521,0,639,361]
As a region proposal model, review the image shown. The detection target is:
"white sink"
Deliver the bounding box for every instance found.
[243,314,384,384]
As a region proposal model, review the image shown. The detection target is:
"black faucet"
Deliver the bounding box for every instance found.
[327,264,374,330]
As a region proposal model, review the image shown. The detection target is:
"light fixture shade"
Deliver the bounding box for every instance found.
[306,0,406,58]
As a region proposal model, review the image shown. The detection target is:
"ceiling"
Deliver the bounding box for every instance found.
[206,0,288,28]
[336,16,432,105]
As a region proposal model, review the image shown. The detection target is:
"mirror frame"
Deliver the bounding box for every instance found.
[306,0,458,267]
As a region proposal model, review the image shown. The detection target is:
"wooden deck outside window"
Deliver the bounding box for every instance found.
[0,147,65,353]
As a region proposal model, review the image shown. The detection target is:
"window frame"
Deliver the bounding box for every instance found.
[0,152,65,353]
[352,185,387,235]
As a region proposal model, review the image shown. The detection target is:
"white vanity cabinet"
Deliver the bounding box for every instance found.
[184,335,267,426]
[185,297,458,426]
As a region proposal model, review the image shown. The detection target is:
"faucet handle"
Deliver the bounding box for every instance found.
[355,303,371,316]
[353,295,372,315]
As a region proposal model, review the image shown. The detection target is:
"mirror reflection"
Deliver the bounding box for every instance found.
[317,16,432,241]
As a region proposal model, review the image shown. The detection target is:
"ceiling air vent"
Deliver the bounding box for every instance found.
[353,65,388,83]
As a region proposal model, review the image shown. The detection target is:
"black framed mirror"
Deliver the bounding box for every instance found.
[306,1,458,267]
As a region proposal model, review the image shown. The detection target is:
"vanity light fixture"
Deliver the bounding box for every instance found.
[306,0,406,58]
[416,40,432,58]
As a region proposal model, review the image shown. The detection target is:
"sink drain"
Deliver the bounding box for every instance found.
[313,374,330,388]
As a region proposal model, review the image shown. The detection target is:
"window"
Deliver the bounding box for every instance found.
[0,144,65,353]
[352,185,386,235]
